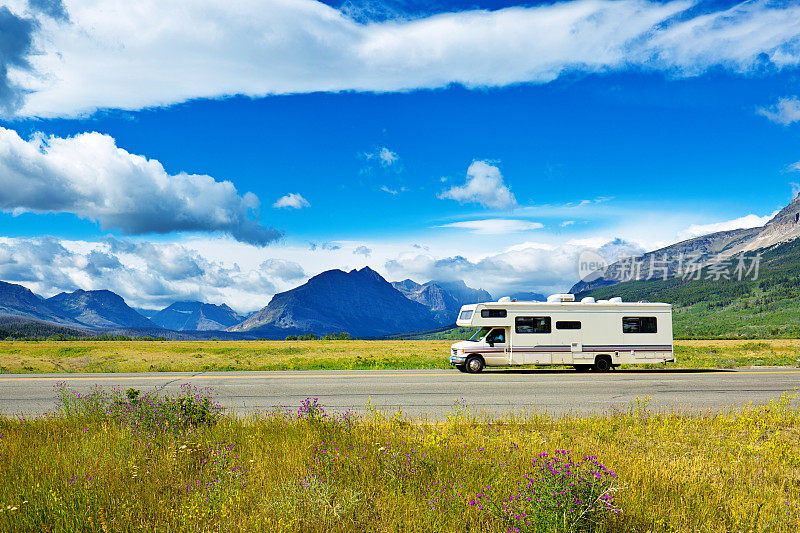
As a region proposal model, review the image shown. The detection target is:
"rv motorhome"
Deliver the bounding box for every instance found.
[449,293,674,373]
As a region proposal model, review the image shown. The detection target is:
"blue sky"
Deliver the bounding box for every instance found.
[1,0,800,311]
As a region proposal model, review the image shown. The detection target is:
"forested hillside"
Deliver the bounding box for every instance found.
[578,238,800,338]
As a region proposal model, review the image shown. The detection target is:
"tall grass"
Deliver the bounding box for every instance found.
[1,388,799,531]
[1,339,800,374]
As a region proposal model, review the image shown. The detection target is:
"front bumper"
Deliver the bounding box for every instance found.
[449,354,466,366]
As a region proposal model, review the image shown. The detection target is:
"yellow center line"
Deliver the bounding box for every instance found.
[0,373,455,381]
[0,370,798,381]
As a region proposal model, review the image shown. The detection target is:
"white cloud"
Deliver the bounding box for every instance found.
[273,193,310,209]
[0,236,290,312]
[7,0,800,117]
[758,97,800,125]
[642,1,800,74]
[380,185,406,195]
[792,182,800,198]
[386,244,578,296]
[677,212,777,240]
[561,220,575,227]
[438,219,543,235]
[365,146,400,167]
[353,245,372,257]
[259,258,306,281]
[0,127,279,246]
[439,161,516,210]
[786,163,800,173]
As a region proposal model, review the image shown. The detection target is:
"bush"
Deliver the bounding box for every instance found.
[469,450,619,532]
[53,382,222,432]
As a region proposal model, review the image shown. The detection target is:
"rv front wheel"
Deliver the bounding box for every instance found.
[593,355,612,372]
[465,356,484,373]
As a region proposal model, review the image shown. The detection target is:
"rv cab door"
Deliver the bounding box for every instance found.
[484,328,509,366]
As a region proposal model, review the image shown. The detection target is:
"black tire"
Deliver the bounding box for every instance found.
[573,364,591,372]
[455,364,467,373]
[593,355,612,372]
[465,355,484,374]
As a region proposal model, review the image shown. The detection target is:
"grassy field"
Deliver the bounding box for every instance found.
[0,384,798,532]
[0,339,799,373]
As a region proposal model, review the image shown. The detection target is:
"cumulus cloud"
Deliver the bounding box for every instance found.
[385,238,645,297]
[7,0,800,117]
[758,97,800,125]
[0,6,36,114]
[439,161,516,210]
[29,0,69,21]
[273,193,310,209]
[0,127,280,246]
[438,219,543,235]
[386,244,577,297]
[353,245,372,257]
[0,236,286,311]
[259,258,306,281]
[677,212,777,240]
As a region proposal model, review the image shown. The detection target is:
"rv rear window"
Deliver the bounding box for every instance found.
[556,321,581,330]
[459,310,474,321]
[622,316,657,333]
[515,316,551,334]
[481,309,507,318]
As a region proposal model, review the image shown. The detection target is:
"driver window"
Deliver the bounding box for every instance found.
[486,329,505,344]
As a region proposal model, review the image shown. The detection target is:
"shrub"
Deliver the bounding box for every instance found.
[53,382,222,432]
[469,450,619,532]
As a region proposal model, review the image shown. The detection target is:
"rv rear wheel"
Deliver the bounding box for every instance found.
[465,355,484,373]
[593,355,612,372]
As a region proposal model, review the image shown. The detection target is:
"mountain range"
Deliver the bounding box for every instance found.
[572,193,800,338]
[150,302,245,331]
[3,193,797,339]
[391,279,492,324]
[570,193,800,294]
[0,268,493,338]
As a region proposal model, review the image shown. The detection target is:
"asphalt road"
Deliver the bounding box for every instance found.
[1,368,799,418]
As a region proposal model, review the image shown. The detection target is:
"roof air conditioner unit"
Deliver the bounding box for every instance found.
[498,296,512,303]
[581,297,596,303]
[609,297,623,303]
[547,293,575,303]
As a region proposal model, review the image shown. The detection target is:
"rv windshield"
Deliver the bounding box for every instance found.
[468,327,492,342]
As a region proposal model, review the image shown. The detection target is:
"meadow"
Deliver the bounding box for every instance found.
[0,338,799,374]
[0,384,798,532]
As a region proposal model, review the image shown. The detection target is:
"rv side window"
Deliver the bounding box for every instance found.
[515,316,551,334]
[622,316,657,333]
[481,309,507,318]
[459,310,474,321]
[556,321,581,330]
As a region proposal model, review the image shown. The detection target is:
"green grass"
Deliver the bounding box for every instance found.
[0,339,799,373]
[1,386,799,532]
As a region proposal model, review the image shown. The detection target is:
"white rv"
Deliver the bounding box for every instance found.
[449,294,674,373]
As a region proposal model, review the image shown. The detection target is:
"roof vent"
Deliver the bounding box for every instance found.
[547,293,575,303]
[498,296,512,303]
[581,297,596,303]
[609,297,623,303]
